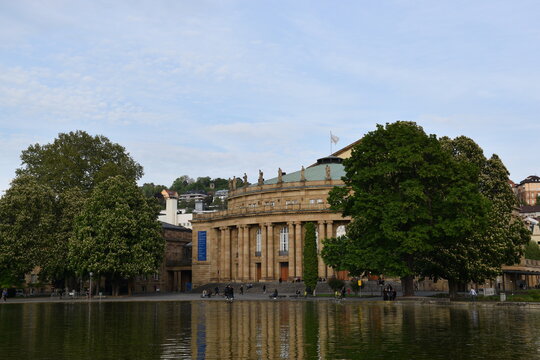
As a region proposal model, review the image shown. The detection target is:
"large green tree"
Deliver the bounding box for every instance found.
[302,222,318,294]
[1,131,145,286]
[324,122,487,296]
[69,176,164,296]
[421,138,530,297]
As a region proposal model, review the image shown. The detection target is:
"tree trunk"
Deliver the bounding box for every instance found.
[448,279,459,300]
[401,275,415,296]
[112,277,120,297]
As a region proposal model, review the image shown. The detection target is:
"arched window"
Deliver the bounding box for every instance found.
[336,225,346,238]
[256,228,262,254]
[280,226,289,252]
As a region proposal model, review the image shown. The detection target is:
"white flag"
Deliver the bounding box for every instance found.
[330,132,339,144]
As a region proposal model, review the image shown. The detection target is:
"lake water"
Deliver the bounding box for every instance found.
[1,300,540,359]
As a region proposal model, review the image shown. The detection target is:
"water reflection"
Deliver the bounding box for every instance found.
[2,301,540,359]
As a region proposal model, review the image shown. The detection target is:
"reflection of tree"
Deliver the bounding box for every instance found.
[304,302,319,359]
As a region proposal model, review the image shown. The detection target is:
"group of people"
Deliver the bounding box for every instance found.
[224,285,235,300]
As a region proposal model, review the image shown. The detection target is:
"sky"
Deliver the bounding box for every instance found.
[1,1,539,193]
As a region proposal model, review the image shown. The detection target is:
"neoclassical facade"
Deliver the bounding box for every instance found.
[191,156,350,287]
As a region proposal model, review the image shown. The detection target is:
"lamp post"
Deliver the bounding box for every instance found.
[89,272,93,300]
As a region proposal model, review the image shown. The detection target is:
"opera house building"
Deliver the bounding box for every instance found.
[191,143,357,287]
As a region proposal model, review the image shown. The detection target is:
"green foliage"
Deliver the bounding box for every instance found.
[326,122,486,295]
[17,130,143,193]
[140,183,167,198]
[0,176,58,279]
[1,131,144,285]
[321,236,364,277]
[422,138,530,293]
[328,277,345,292]
[524,241,540,260]
[69,176,164,295]
[170,175,229,194]
[302,222,318,294]
[537,194,540,205]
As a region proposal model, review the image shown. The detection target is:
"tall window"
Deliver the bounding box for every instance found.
[256,228,262,253]
[315,229,319,251]
[280,226,289,252]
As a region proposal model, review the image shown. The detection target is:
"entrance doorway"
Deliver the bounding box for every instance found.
[256,263,262,282]
[280,262,289,281]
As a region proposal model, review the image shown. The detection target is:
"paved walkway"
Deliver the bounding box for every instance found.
[0,290,444,304]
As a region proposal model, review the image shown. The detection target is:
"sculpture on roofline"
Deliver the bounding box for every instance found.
[278,168,283,183]
[258,169,264,185]
[325,165,331,180]
[300,166,306,182]
[243,173,248,186]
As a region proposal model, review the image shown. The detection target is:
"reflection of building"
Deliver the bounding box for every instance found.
[191,155,351,287]
[516,175,540,205]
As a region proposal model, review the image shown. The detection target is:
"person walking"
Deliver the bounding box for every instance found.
[2,288,7,302]
[470,288,477,302]
[262,285,266,294]
[240,284,244,295]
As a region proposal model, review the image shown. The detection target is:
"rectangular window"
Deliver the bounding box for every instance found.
[256,228,262,253]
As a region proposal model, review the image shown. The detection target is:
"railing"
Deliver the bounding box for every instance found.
[193,203,331,221]
[278,250,289,256]
[166,258,192,267]
[254,251,261,257]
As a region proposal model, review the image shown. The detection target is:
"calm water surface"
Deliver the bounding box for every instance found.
[1,300,540,359]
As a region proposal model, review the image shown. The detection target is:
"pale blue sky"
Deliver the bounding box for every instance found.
[1,1,539,193]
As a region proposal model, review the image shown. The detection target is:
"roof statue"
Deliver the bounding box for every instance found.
[277,168,283,183]
[258,169,264,185]
[232,176,237,190]
[325,165,331,180]
[300,166,306,181]
[243,173,248,186]
[228,178,232,191]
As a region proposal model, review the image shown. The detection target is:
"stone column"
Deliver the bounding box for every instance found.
[267,223,274,280]
[295,222,303,279]
[243,225,250,281]
[221,226,231,280]
[238,225,244,281]
[318,220,326,279]
[260,224,268,279]
[288,222,295,280]
[325,221,334,278]
[211,227,220,281]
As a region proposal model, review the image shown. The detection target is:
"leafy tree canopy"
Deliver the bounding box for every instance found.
[0,176,57,280]
[323,121,494,296]
[69,176,164,295]
[17,130,143,193]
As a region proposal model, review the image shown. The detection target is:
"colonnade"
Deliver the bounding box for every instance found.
[210,220,340,282]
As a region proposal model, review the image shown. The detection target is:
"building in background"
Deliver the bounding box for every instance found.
[191,154,351,288]
[516,175,540,205]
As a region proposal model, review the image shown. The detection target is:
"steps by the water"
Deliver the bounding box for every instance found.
[192,279,402,296]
